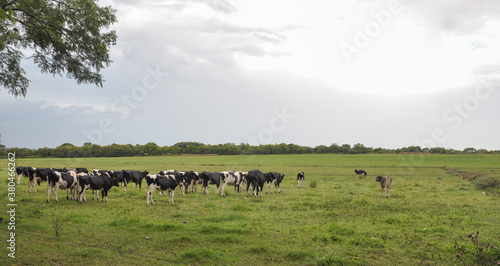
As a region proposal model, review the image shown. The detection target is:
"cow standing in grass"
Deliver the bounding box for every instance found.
[220,171,246,197]
[246,169,266,198]
[16,166,30,185]
[297,172,305,188]
[354,169,367,178]
[145,174,179,206]
[375,175,392,198]
[200,171,221,194]
[78,174,119,203]
[265,172,285,194]
[47,170,78,203]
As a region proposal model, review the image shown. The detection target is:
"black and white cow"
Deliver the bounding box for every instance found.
[354,169,367,178]
[220,171,246,197]
[190,172,202,193]
[145,174,180,205]
[123,170,149,189]
[199,171,221,194]
[46,170,78,203]
[246,169,266,198]
[78,174,119,203]
[297,172,305,188]
[182,171,198,194]
[16,166,30,185]
[265,172,285,194]
[27,167,52,193]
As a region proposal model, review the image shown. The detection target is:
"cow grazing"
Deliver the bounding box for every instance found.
[183,171,198,194]
[354,169,367,178]
[199,171,221,194]
[220,171,246,197]
[123,170,149,189]
[78,174,119,203]
[246,169,266,198]
[145,174,179,205]
[375,175,392,198]
[265,172,285,194]
[16,166,30,185]
[46,171,78,203]
[297,172,305,188]
[110,170,127,191]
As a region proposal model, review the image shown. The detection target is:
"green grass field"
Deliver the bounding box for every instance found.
[1,154,499,265]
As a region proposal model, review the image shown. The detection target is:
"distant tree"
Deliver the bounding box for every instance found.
[339,144,351,154]
[463,147,477,154]
[0,0,117,97]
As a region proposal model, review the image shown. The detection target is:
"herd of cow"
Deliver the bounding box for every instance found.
[15,166,392,205]
[14,166,293,205]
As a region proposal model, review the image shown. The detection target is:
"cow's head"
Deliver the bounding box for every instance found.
[375,175,383,182]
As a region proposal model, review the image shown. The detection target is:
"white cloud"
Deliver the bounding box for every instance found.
[2,0,500,150]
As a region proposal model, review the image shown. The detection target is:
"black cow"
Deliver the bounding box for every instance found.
[47,171,78,203]
[297,172,305,188]
[199,171,221,194]
[78,174,119,203]
[16,166,30,185]
[354,169,367,178]
[246,169,266,198]
[145,174,179,205]
[123,170,149,189]
[110,170,127,191]
[75,168,89,174]
[265,172,285,194]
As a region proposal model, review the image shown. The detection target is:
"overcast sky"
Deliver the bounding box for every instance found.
[1,0,499,150]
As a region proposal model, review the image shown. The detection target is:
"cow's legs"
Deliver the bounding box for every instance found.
[46,183,52,203]
[221,183,226,197]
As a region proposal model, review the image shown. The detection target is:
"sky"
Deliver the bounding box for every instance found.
[1,0,499,151]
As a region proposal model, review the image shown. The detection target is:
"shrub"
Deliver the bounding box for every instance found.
[310,180,317,188]
[472,176,500,189]
[455,231,500,265]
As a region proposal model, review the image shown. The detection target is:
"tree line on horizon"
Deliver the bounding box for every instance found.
[1,142,498,158]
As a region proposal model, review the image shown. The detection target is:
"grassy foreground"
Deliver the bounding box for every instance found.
[1,154,499,265]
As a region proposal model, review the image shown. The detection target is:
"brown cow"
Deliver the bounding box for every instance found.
[375,175,392,198]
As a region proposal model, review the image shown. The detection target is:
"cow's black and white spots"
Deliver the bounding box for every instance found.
[16,166,30,185]
[265,172,285,194]
[47,171,78,203]
[246,169,266,198]
[297,172,305,188]
[354,169,367,178]
[199,171,221,194]
[145,174,179,205]
[220,171,246,197]
[375,175,392,198]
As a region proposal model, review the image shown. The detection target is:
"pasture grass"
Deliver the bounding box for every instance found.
[1,154,499,265]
